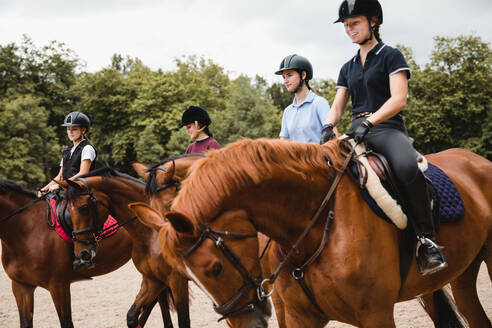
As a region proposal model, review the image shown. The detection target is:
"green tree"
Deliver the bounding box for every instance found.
[213,75,281,144]
[0,36,80,184]
[405,35,491,158]
[266,82,292,111]
[0,95,59,187]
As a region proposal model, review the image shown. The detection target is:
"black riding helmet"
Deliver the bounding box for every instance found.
[334,0,383,45]
[61,111,91,132]
[334,0,383,24]
[179,106,212,128]
[275,54,313,93]
[275,54,313,80]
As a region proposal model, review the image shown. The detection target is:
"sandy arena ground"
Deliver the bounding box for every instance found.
[0,255,490,327]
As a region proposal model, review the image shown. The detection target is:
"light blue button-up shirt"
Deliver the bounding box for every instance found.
[279,90,331,143]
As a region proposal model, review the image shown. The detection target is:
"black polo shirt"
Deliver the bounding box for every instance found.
[336,42,410,114]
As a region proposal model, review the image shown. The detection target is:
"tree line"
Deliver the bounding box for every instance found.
[0,35,490,188]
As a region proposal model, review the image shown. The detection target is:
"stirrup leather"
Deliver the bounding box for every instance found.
[415,236,448,275]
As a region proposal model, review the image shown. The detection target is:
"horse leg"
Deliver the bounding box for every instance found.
[358,310,396,328]
[48,284,74,328]
[136,297,158,327]
[283,307,326,328]
[419,288,466,328]
[169,273,190,328]
[127,277,165,328]
[450,253,491,328]
[156,288,173,328]
[11,281,35,328]
[485,236,492,282]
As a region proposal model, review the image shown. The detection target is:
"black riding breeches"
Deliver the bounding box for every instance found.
[351,116,418,186]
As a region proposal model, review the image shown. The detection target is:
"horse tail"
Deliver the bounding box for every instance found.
[419,286,469,328]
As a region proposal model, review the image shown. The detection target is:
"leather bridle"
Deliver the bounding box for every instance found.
[182,225,268,322]
[70,178,133,246]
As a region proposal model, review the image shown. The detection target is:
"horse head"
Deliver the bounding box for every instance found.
[133,154,205,216]
[57,178,112,271]
[129,202,271,328]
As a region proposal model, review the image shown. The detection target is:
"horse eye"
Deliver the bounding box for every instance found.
[212,262,222,277]
[78,205,89,216]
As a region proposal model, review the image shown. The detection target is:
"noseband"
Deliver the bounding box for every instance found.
[182,225,267,322]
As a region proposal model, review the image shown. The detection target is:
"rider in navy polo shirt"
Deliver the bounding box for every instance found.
[321,0,447,275]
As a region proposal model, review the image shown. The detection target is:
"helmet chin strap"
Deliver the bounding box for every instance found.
[358,17,374,45]
[291,71,305,94]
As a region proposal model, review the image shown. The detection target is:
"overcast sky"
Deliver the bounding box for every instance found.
[1,0,490,82]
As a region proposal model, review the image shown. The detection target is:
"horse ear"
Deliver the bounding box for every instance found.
[54,179,69,190]
[132,162,150,181]
[165,211,195,236]
[128,202,164,231]
[159,163,175,185]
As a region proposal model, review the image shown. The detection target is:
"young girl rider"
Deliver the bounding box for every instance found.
[40,111,97,194]
[320,0,447,275]
[275,54,335,143]
[180,106,221,154]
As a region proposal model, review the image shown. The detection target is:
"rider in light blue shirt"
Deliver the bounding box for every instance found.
[276,54,333,143]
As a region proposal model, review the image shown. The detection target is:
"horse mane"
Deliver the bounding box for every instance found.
[64,166,145,201]
[0,179,37,199]
[145,153,205,195]
[172,138,345,224]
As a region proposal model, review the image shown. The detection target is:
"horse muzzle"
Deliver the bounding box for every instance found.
[72,249,96,271]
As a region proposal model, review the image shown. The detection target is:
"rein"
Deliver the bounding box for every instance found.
[259,141,356,302]
[0,194,47,223]
[182,225,266,322]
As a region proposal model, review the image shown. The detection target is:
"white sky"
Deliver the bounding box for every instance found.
[1,0,491,82]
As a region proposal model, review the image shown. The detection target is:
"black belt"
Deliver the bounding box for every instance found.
[352,112,373,120]
[352,112,403,120]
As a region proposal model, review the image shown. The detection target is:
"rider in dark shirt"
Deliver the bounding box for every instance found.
[180,106,221,154]
[320,0,447,275]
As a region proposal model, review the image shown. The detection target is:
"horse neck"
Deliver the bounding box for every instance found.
[0,193,46,246]
[227,169,332,246]
[90,177,152,240]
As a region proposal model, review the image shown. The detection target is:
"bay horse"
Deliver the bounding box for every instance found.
[0,178,132,328]
[133,138,491,327]
[56,166,191,328]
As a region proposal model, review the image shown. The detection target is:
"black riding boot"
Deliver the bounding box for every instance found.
[401,171,448,275]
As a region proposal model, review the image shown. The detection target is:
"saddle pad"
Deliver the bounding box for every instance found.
[350,162,465,224]
[425,163,465,222]
[48,198,119,243]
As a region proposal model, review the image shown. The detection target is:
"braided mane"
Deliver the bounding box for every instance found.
[172,138,344,223]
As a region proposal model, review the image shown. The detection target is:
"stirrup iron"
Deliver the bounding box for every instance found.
[416,236,448,275]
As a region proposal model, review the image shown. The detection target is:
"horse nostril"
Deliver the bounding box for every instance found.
[80,250,92,261]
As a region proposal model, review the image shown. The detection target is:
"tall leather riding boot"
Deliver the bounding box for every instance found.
[400,171,448,275]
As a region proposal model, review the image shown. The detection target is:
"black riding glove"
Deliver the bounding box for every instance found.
[320,123,336,144]
[351,119,374,143]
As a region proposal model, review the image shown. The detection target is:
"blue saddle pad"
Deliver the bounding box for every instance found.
[425,163,465,222]
[350,162,465,224]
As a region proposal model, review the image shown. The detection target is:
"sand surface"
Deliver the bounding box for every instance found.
[0,255,490,327]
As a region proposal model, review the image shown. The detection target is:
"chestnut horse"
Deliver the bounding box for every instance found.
[57,166,191,328]
[0,178,132,328]
[134,138,491,327]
